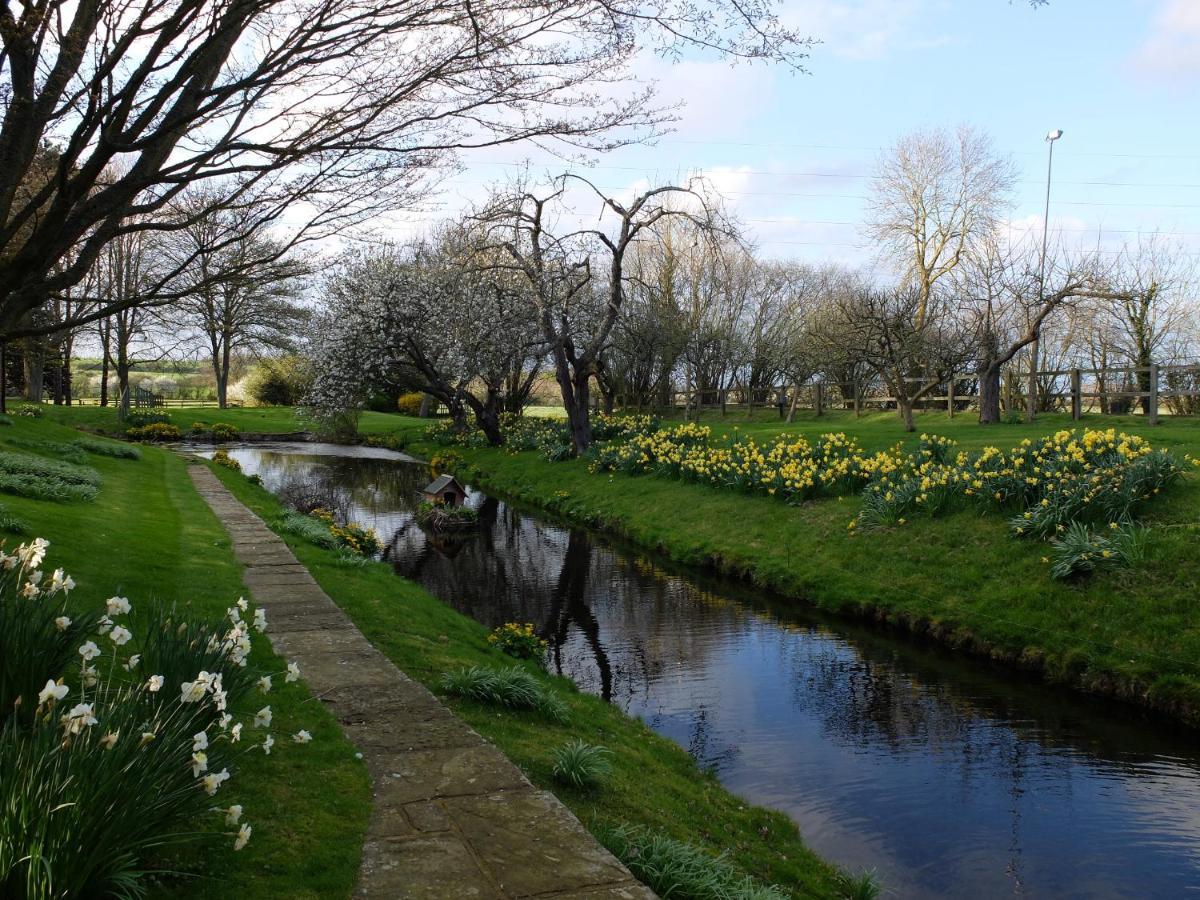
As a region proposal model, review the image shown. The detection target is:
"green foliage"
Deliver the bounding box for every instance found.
[123,411,171,428]
[274,510,339,550]
[415,500,478,531]
[0,451,101,503]
[212,422,239,443]
[396,392,425,416]
[126,422,182,442]
[212,449,242,472]
[429,450,463,475]
[14,404,44,419]
[73,437,141,460]
[487,622,547,663]
[5,437,89,465]
[245,356,313,407]
[550,739,612,789]
[1049,521,1150,579]
[0,505,27,534]
[440,665,568,722]
[595,823,787,900]
[274,507,379,556]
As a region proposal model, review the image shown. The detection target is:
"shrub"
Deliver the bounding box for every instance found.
[429,450,463,475]
[487,623,547,663]
[123,410,171,428]
[440,665,568,722]
[126,423,182,442]
[0,540,312,896]
[212,423,239,443]
[397,392,425,416]
[415,500,478,531]
[191,421,210,436]
[595,823,788,900]
[0,452,101,503]
[73,438,141,460]
[275,510,339,550]
[550,739,612,789]
[212,449,242,473]
[6,437,88,466]
[14,404,43,418]
[245,356,312,406]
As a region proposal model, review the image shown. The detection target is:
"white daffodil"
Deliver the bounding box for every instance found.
[49,568,74,594]
[82,665,98,688]
[18,538,49,569]
[124,654,141,671]
[37,680,68,705]
[146,675,164,693]
[236,597,249,612]
[253,706,272,728]
[78,641,100,661]
[192,731,209,752]
[218,713,232,730]
[252,608,267,633]
[233,822,251,851]
[292,730,312,744]
[54,615,71,631]
[261,734,274,755]
[109,625,133,646]
[225,804,243,826]
[20,581,39,599]
[191,751,208,777]
[100,731,120,750]
[230,723,243,743]
[61,702,97,735]
[106,596,131,616]
[202,768,230,796]
[139,731,157,747]
[27,569,42,586]
[96,615,113,635]
[285,662,300,683]
[180,680,207,703]
[257,675,271,694]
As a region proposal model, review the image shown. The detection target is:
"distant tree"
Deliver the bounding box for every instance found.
[867,126,1016,330]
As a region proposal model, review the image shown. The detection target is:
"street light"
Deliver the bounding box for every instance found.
[1027,128,1063,423]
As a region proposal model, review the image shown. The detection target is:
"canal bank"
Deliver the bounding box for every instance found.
[206,441,1200,899]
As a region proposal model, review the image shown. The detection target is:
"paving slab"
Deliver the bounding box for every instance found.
[187,463,653,899]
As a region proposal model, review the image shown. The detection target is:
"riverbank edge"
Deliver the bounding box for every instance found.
[202,459,857,900]
[404,436,1200,730]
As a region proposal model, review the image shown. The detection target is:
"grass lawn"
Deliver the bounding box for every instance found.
[208,463,851,899]
[0,414,369,899]
[387,407,1200,725]
[42,403,406,437]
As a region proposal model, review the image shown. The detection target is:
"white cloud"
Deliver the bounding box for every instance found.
[783,0,956,61]
[1129,0,1200,82]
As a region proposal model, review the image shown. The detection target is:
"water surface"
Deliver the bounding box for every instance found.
[211,442,1200,899]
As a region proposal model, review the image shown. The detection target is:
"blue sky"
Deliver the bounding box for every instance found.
[432,0,1200,271]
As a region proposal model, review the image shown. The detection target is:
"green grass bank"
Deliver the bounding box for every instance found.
[0,414,370,899]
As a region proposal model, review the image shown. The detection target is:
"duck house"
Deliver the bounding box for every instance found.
[422,474,466,507]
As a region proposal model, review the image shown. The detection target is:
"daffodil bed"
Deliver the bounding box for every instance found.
[0,414,369,900]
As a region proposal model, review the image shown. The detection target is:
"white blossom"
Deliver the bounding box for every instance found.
[61,702,97,735]
[233,822,251,851]
[109,625,133,646]
[253,706,272,728]
[202,768,231,796]
[285,662,301,683]
[146,675,164,692]
[54,615,71,631]
[78,641,100,661]
[106,596,131,616]
[293,730,312,744]
[225,804,243,826]
[37,680,68,705]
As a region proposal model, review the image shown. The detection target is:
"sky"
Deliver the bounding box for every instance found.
[409,0,1200,274]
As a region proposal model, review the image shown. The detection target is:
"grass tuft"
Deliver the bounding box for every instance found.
[551,739,612,789]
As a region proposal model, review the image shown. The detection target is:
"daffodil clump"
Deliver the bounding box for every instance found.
[0,538,313,896]
[591,424,882,504]
[487,622,548,664]
[427,412,657,460]
[311,507,382,556]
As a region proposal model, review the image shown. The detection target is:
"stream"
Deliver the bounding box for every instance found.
[204,442,1200,899]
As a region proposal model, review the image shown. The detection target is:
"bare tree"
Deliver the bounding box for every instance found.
[867,125,1016,330]
[484,176,724,451]
[0,0,810,338]
[162,197,308,408]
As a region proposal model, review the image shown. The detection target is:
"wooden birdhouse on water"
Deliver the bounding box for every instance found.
[422,474,466,507]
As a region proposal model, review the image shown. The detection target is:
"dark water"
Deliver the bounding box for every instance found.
[211,442,1200,899]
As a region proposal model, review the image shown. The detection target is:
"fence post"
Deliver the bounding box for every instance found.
[1070,368,1081,421]
[814,381,824,417]
[946,373,955,418]
[1149,363,1159,426]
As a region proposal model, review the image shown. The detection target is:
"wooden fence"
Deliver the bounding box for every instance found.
[666,363,1200,424]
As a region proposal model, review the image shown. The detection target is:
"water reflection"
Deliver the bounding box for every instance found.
[211,443,1200,899]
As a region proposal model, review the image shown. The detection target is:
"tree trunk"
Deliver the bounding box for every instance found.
[418,394,431,418]
[978,363,1002,424]
[899,397,915,432]
[117,361,131,420]
[23,341,44,402]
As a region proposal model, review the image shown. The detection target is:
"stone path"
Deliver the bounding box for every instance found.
[188,464,654,900]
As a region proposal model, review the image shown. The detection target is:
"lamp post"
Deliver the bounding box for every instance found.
[1027,128,1063,423]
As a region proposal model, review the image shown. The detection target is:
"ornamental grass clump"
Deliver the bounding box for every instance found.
[0,451,101,503]
[440,665,568,723]
[1049,521,1149,580]
[551,739,612,789]
[0,539,312,898]
[73,437,141,460]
